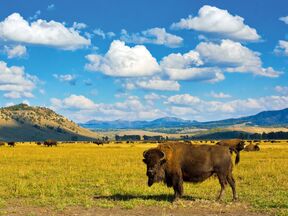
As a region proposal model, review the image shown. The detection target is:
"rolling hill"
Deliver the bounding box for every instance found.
[0,103,98,142]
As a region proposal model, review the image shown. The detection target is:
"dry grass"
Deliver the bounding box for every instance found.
[0,141,287,215]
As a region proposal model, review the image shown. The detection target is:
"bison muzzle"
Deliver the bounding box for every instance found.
[143,142,239,201]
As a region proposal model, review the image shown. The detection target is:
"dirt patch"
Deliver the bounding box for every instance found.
[2,200,272,216]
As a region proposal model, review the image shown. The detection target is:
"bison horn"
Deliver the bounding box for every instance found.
[160,150,166,161]
[143,150,148,158]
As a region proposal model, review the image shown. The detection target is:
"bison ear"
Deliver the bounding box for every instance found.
[143,150,148,158]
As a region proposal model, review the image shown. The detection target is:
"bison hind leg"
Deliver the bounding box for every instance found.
[226,174,238,201]
[216,173,227,201]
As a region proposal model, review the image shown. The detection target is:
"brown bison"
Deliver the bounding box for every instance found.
[7,142,15,147]
[44,139,57,147]
[0,142,5,146]
[216,139,245,164]
[143,142,238,201]
[244,143,260,151]
[93,140,104,145]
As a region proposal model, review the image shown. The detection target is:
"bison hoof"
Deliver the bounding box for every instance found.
[232,197,239,202]
[172,197,181,203]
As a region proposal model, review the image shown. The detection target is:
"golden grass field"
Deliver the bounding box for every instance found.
[0,141,287,215]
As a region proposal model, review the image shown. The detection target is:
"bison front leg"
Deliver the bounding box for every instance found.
[172,173,183,201]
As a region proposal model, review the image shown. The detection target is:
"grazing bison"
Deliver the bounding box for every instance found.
[0,142,5,146]
[244,143,260,151]
[216,139,245,164]
[143,142,238,201]
[93,140,104,145]
[7,142,15,147]
[44,139,57,147]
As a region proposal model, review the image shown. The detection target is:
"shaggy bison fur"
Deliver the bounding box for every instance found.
[143,142,239,201]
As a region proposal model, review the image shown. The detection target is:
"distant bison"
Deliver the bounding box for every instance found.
[216,139,245,164]
[36,142,42,146]
[143,142,239,201]
[44,139,57,147]
[92,140,104,145]
[7,142,15,147]
[244,144,260,151]
[0,142,5,146]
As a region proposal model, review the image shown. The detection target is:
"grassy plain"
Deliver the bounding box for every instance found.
[0,141,287,215]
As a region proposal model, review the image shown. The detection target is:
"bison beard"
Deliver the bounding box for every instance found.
[143,142,239,201]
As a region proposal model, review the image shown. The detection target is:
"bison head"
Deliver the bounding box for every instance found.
[236,141,245,151]
[143,148,166,187]
[254,144,260,151]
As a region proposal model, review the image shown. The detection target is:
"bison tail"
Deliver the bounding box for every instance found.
[235,150,240,165]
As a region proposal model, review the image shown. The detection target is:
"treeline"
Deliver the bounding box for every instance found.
[239,131,288,140]
[114,131,288,141]
[115,135,141,141]
[190,131,288,140]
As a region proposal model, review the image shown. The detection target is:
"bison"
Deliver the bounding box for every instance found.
[0,142,5,146]
[216,139,245,164]
[93,140,104,145]
[244,143,260,151]
[7,142,15,147]
[143,142,239,201]
[44,139,57,147]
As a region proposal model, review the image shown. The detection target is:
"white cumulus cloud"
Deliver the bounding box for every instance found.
[0,61,38,99]
[160,50,224,82]
[196,39,280,77]
[124,77,180,91]
[279,16,288,24]
[171,5,260,41]
[275,86,288,95]
[166,93,288,121]
[93,28,115,39]
[51,94,98,110]
[85,40,161,77]
[53,74,77,85]
[50,94,165,122]
[210,91,231,99]
[4,45,27,59]
[120,27,183,48]
[0,13,90,50]
[275,40,288,56]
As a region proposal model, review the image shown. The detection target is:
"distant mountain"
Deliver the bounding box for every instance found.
[0,103,98,141]
[81,108,288,130]
[81,117,198,129]
[203,108,288,127]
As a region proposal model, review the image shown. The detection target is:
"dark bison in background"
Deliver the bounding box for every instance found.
[216,139,245,164]
[8,142,15,147]
[244,143,260,151]
[92,140,104,145]
[44,139,57,147]
[143,142,239,201]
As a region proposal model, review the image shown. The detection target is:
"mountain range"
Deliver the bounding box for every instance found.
[1,104,287,141]
[81,108,288,130]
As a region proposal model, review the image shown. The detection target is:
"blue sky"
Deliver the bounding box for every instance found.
[0,0,288,122]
